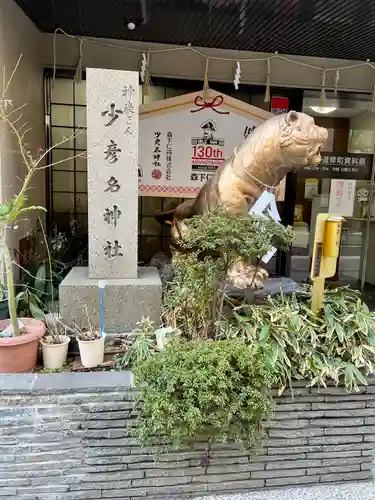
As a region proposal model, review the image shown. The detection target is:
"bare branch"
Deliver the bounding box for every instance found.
[40,150,87,170]
[12,114,25,126]
[4,103,27,119]
[2,116,33,172]
[1,54,22,100]
[0,56,89,236]
[12,261,45,281]
[20,128,32,141]
[33,127,85,168]
[18,122,28,133]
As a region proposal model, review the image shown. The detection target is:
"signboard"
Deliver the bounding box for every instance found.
[271,96,289,114]
[300,152,373,180]
[328,179,356,217]
[304,178,319,199]
[139,90,272,197]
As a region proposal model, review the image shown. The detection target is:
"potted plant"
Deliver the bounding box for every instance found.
[41,318,70,370]
[74,310,104,368]
[0,56,80,372]
[19,226,82,314]
[16,286,46,320]
[77,329,104,368]
[0,229,45,372]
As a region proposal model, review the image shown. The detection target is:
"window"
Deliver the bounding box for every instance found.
[44,71,300,267]
[46,76,88,235]
[44,72,196,263]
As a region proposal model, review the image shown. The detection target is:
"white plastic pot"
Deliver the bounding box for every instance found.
[41,335,70,370]
[78,336,104,368]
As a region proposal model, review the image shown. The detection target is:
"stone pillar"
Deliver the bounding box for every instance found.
[87,68,138,279]
[59,69,161,333]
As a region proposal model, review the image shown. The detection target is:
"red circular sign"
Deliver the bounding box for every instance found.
[152,169,162,180]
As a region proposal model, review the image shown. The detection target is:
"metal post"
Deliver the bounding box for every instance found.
[360,150,375,292]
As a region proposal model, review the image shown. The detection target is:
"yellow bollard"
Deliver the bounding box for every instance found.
[323,216,343,259]
[310,214,344,315]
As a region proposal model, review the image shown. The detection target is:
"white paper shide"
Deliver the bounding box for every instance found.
[249,190,281,264]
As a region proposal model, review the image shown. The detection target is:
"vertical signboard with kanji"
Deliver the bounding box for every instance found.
[87,68,139,279]
[328,179,356,217]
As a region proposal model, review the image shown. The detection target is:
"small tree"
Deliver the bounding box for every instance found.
[0,56,84,335]
[163,209,294,339]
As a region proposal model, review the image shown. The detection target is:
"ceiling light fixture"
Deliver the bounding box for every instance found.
[310,106,337,114]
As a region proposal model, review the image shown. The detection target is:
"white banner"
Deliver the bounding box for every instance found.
[328,179,356,217]
[138,90,272,198]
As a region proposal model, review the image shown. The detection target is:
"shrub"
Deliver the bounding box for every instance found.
[163,210,294,339]
[132,210,375,455]
[133,338,276,450]
[116,317,158,369]
[179,209,294,261]
[231,286,375,393]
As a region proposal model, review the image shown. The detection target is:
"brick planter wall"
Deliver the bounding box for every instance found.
[0,372,374,500]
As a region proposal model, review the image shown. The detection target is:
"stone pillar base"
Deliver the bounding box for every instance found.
[59,266,162,333]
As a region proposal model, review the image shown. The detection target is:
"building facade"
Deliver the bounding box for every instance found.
[2,0,375,291]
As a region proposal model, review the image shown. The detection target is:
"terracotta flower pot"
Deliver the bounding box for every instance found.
[0,318,45,373]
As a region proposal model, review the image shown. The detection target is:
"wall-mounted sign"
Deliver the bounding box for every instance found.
[328,179,356,217]
[304,178,319,199]
[300,152,373,180]
[138,90,272,198]
[271,96,289,114]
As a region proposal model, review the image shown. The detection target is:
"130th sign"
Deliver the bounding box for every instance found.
[138,90,272,197]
